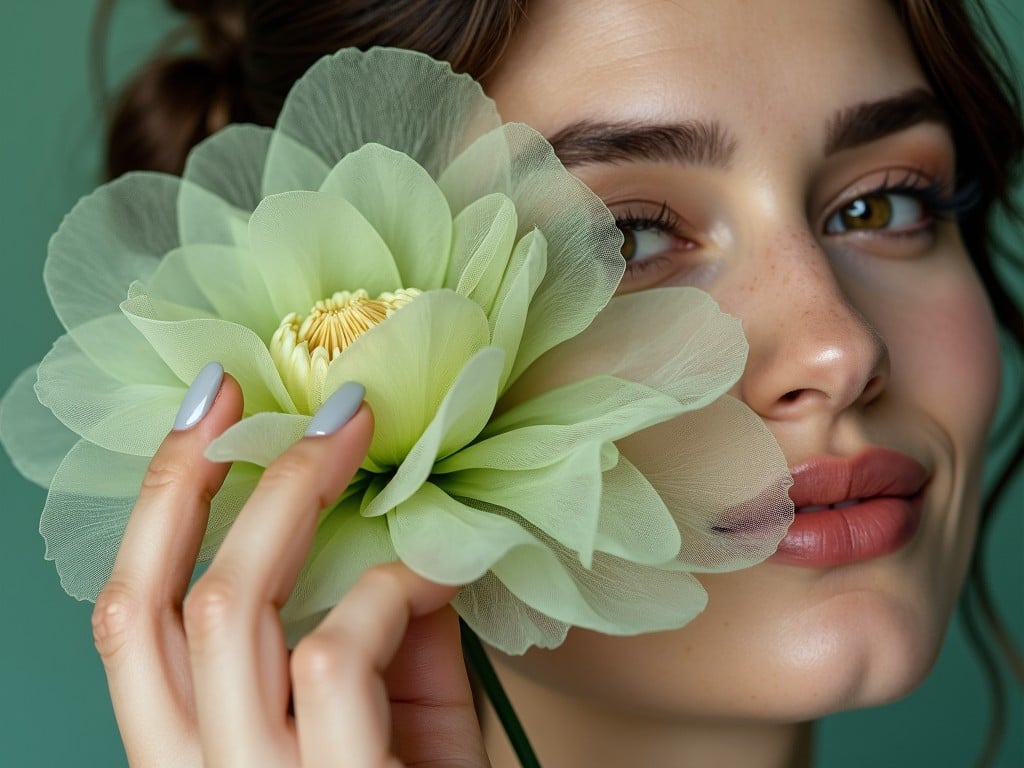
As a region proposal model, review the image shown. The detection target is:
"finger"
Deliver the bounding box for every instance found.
[290,562,472,768]
[93,362,242,765]
[184,381,372,767]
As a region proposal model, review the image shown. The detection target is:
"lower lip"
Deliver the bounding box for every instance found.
[769,493,924,567]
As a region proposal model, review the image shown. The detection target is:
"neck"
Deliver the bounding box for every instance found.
[481,660,815,768]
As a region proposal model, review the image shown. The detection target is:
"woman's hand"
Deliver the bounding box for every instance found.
[91,366,489,767]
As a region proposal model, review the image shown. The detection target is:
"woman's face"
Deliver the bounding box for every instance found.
[483,0,1001,719]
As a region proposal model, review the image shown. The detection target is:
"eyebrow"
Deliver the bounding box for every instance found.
[547,119,737,168]
[825,88,948,156]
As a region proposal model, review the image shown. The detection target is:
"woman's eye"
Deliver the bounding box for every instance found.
[824,192,926,234]
[620,226,678,263]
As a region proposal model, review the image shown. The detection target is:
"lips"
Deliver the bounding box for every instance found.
[770,448,928,567]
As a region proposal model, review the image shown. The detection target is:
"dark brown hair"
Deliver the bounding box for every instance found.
[96,0,1023,762]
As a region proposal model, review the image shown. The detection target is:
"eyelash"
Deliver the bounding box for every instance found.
[850,169,980,225]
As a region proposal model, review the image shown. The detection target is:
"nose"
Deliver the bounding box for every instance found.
[734,228,889,424]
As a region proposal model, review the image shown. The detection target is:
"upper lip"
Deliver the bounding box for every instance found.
[788,448,929,511]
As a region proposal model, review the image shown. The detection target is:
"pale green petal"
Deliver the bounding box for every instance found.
[453,571,570,654]
[594,457,680,564]
[389,483,543,584]
[199,463,263,560]
[0,366,79,488]
[361,346,504,517]
[150,245,281,341]
[35,333,183,456]
[618,395,793,572]
[508,287,748,410]
[41,440,151,600]
[268,48,501,189]
[439,123,624,380]
[179,124,272,246]
[490,229,547,390]
[437,443,604,566]
[248,190,402,318]
[319,144,451,290]
[281,497,396,626]
[122,290,297,415]
[444,193,518,310]
[45,173,179,334]
[435,375,682,473]
[322,290,490,467]
[205,412,310,466]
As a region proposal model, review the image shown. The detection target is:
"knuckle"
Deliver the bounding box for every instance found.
[92,581,142,662]
[182,575,242,643]
[140,455,193,496]
[291,632,358,687]
[360,563,404,599]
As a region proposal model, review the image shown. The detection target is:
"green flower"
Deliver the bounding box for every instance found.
[0,48,792,654]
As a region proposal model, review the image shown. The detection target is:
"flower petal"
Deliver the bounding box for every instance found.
[40,440,152,600]
[179,124,272,246]
[205,412,310,467]
[122,289,297,415]
[322,289,490,468]
[361,346,504,517]
[508,287,748,410]
[0,366,79,488]
[445,193,518,311]
[266,47,501,192]
[199,463,263,560]
[437,442,604,567]
[594,457,680,564]
[490,229,547,390]
[389,483,543,584]
[45,173,179,334]
[618,395,794,572]
[319,144,452,290]
[436,375,682,473]
[248,190,403,319]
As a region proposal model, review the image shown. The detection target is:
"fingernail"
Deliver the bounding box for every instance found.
[305,381,366,437]
[173,362,224,431]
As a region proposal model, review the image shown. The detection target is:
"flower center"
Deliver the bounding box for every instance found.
[271,288,421,412]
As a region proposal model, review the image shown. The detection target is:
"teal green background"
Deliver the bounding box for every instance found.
[0,2,1019,765]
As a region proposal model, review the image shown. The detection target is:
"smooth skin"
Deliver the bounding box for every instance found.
[92,374,487,767]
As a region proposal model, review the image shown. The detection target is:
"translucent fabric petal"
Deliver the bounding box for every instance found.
[40,440,151,600]
[439,122,624,381]
[361,346,504,518]
[454,571,571,653]
[149,244,281,341]
[445,193,518,310]
[45,173,179,334]
[490,229,547,390]
[507,287,747,410]
[281,497,397,627]
[389,483,544,584]
[594,457,680,564]
[321,290,490,468]
[205,412,311,467]
[268,47,501,187]
[318,144,452,290]
[619,395,794,571]
[248,191,402,319]
[35,332,182,456]
[436,375,682,473]
[0,367,79,488]
[179,124,272,246]
[198,463,262,560]
[122,290,297,415]
[438,442,604,566]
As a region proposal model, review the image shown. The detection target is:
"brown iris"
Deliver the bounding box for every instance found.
[620,229,637,261]
[838,194,892,230]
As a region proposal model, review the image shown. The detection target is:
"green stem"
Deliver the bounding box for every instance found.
[459,619,543,768]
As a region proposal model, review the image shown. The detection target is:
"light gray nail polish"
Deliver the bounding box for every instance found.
[305,381,366,437]
[173,362,224,431]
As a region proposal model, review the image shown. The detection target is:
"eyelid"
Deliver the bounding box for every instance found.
[819,167,946,233]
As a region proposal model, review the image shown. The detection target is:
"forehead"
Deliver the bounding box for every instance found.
[486,0,929,138]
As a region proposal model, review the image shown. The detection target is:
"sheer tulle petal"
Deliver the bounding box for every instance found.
[389,483,543,584]
[619,395,793,571]
[445,193,518,310]
[0,367,79,488]
[248,190,402,319]
[40,440,151,600]
[438,443,604,566]
[36,333,181,456]
[180,124,272,246]
[198,463,262,560]
[318,144,452,290]
[490,229,547,390]
[321,290,490,468]
[205,412,310,467]
[594,457,680,564]
[122,290,297,415]
[454,571,571,653]
[361,346,504,517]
[270,47,501,186]
[45,173,180,334]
